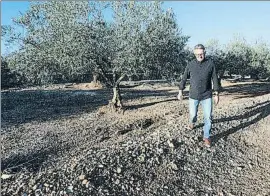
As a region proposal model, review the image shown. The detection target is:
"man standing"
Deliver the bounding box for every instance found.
[178,44,220,147]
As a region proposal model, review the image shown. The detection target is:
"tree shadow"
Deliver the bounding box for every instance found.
[1,89,111,127]
[119,83,142,88]
[2,148,56,173]
[121,89,177,100]
[245,100,270,110]
[124,98,178,110]
[211,101,270,145]
[1,132,71,173]
[1,88,177,127]
[221,82,270,99]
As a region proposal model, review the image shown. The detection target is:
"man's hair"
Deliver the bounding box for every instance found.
[194,44,205,50]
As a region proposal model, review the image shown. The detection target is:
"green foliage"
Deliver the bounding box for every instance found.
[141,6,189,80]
[250,41,270,78]
[205,36,270,80]
[5,1,101,85]
[3,1,270,90]
[226,36,253,77]
[1,56,24,88]
[205,39,227,77]
[4,1,189,87]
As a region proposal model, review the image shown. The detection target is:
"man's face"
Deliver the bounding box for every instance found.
[194,49,205,62]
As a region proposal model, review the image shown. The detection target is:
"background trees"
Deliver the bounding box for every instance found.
[205,36,270,82]
[2,1,189,108]
[2,1,270,103]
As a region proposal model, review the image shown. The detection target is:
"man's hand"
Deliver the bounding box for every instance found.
[214,94,219,105]
[177,90,183,101]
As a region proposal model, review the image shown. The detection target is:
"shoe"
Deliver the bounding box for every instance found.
[188,123,194,130]
[203,138,211,147]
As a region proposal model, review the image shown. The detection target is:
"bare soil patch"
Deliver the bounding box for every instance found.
[1,80,270,195]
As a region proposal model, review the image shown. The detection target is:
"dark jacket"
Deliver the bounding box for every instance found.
[179,58,219,100]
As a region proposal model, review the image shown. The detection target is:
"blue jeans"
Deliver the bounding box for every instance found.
[189,98,212,139]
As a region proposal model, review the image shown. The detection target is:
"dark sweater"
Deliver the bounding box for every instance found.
[179,58,219,101]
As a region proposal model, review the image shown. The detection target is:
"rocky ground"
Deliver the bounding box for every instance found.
[1,80,270,196]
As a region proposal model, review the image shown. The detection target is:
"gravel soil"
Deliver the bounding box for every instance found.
[1,81,270,196]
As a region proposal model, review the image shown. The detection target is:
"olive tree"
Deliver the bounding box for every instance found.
[4,1,188,110]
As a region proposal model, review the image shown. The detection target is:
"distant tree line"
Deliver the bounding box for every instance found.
[1,1,270,107]
[204,37,270,82]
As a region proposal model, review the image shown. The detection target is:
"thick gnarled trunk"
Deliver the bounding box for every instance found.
[92,73,98,83]
[91,69,101,87]
[111,85,122,109]
[218,70,225,87]
[108,73,126,111]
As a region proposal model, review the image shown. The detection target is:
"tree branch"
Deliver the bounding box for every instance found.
[115,73,126,86]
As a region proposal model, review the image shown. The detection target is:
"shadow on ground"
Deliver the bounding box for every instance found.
[2,82,269,128]
[212,100,270,145]
[124,98,178,110]
[1,132,71,173]
[221,82,270,99]
[1,88,176,127]
[182,82,270,144]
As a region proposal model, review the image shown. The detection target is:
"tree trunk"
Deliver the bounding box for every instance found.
[218,71,225,87]
[91,72,100,87]
[111,85,122,109]
[110,73,126,111]
[250,70,259,80]
[92,73,98,83]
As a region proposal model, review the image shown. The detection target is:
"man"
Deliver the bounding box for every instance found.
[178,44,220,147]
